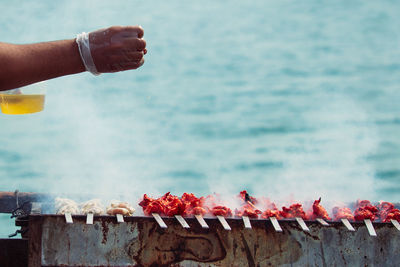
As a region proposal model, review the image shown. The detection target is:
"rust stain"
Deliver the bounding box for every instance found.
[127,218,303,266]
[128,219,226,266]
[243,226,302,266]
[240,233,255,267]
[101,219,109,244]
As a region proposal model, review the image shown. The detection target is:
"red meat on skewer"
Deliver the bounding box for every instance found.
[377,201,400,222]
[353,200,378,221]
[261,203,283,219]
[235,191,261,218]
[139,194,164,215]
[139,192,186,216]
[161,192,185,217]
[281,203,307,219]
[308,198,331,220]
[238,190,258,205]
[211,205,232,217]
[202,193,233,217]
[235,204,262,218]
[181,193,207,216]
[332,207,355,221]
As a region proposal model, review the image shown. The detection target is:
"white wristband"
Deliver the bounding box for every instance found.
[76,32,101,76]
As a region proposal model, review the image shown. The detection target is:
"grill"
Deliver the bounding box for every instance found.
[2,191,400,266]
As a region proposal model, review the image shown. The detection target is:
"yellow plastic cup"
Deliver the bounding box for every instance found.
[0,82,46,115]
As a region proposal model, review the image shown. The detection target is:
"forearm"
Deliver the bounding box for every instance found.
[0,39,85,91]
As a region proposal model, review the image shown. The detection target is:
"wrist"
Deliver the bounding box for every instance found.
[76,32,101,75]
[68,39,86,74]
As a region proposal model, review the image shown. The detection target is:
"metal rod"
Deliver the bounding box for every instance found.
[65,212,73,224]
[242,216,252,229]
[316,218,329,226]
[175,215,190,228]
[341,218,355,231]
[391,219,400,231]
[194,214,209,228]
[270,217,283,232]
[116,214,124,223]
[86,213,94,224]
[295,217,309,232]
[216,215,231,230]
[364,219,377,236]
[152,213,167,228]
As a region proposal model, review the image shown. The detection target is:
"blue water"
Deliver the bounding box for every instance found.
[1,0,400,236]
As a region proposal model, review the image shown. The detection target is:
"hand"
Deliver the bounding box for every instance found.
[86,26,147,73]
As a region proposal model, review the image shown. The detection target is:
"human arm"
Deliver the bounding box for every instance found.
[0,39,85,91]
[0,26,146,91]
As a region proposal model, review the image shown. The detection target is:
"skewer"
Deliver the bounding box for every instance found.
[65,212,73,224]
[116,214,124,223]
[391,219,400,231]
[341,218,355,231]
[364,219,377,236]
[242,216,252,229]
[216,215,231,230]
[270,217,283,232]
[86,213,94,225]
[295,217,310,232]
[152,213,167,228]
[246,200,257,210]
[194,214,209,228]
[316,218,330,226]
[175,215,190,228]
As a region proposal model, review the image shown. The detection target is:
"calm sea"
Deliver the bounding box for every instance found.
[0,0,399,236]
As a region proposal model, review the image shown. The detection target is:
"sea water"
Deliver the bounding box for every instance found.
[0,0,399,237]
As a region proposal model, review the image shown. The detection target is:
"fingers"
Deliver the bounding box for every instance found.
[109,26,145,45]
[122,38,146,52]
[121,51,144,61]
[122,25,144,38]
[124,57,145,69]
[108,58,145,72]
[106,25,144,38]
[107,49,144,63]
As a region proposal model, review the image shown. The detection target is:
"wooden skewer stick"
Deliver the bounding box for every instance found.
[270,217,283,232]
[391,219,400,231]
[246,200,257,210]
[86,213,94,224]
[316,218,329,226]
[242,216,252,229]
[175,215,190,228]
[194,214,209,228]
[295,217,310,232]
[364,219,377,236]
[116,214,124,223]
[152,213,167,228]
[65,212,73,224]
[217,215,231,230]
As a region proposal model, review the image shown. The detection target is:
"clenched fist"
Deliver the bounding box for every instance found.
[76,26,147,75]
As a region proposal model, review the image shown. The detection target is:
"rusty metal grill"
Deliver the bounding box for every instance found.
[25,214,400,266]
[1,192,400,266]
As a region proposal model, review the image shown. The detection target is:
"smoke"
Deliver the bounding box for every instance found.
[207,92,379,208]
[39,78,166,208]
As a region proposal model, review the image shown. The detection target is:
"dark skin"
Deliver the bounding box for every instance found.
[0,26,146,91]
